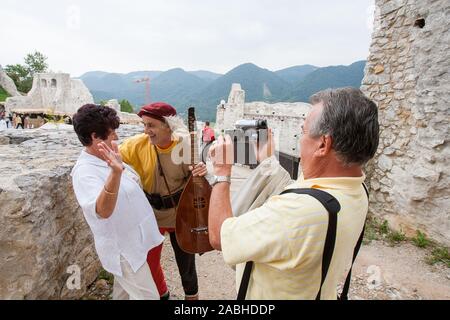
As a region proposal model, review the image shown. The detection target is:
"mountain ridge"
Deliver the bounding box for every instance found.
[78,60,366,120]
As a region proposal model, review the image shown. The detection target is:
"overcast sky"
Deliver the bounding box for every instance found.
[1,0,375,77]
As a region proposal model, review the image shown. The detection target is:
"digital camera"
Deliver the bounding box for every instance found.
[224,119,268,168]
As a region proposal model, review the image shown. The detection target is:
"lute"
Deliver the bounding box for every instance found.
[175,107,214,254]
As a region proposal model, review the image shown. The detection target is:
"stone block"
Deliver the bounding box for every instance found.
[378,155,393,171]
[374,64,385,74]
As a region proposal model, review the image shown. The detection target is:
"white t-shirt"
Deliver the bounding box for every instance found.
[71,150,164,277]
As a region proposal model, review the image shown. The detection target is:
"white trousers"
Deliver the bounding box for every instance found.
[113,257,159,300]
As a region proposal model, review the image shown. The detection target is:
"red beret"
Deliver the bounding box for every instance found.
[138,102,177,121]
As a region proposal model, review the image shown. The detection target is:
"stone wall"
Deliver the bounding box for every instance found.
[362,0,449,245]
[0,125,143,299]
[216,84,246,133]
[216,84,311,158]
[5,73,94,115]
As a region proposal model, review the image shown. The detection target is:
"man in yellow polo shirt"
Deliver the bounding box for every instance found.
[208,87,380,299]
[119,102,207,300]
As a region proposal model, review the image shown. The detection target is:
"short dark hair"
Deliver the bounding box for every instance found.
[205,121,210,126]
[309,87,379,166]
[73,104,120,146]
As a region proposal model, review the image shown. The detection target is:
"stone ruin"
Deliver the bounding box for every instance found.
[5,73,94,116]
[104,99,121,112]
[2,70,141,125]
[362,0,449,246]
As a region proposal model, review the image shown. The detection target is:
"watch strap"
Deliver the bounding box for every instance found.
[212,175,231,186]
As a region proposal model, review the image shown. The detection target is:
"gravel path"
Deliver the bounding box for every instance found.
[160,238,449,300]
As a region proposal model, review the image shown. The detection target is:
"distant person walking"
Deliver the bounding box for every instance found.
[24,115,30,129]
[202,121,215,145]
[201,121,215,162]
[7,112,12,127]
[0,117,6,131]
[5,112,11,128]
[15,114,24,129]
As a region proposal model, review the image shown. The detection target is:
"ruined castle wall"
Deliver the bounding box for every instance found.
[217,84,246,132]
[5,73,94,115]
[243,101,310,158]
[216,104,225,129]
[362,0,449,245]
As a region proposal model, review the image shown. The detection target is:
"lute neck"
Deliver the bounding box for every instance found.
[188,107,200,167]
[190,132,199,166]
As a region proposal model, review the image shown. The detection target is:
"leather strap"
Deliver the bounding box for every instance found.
[145,189,183,210]
[237,261,254,300]
[154,145,177,208]
[339,183,369,300]
[279,188,340,300]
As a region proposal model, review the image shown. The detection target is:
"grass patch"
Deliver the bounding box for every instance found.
[380,220,389,235]
[363,215,449,268]
[80,267,114,300]
[363,215,381,244]
[364,216,406,246]
[363,216,393,244]
[426,247,450,268]
[98,268,114,284]
[412,230,431,248]
[386,229,406,245]
[0,86,10,102]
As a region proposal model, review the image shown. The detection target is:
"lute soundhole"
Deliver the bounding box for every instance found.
[193,197,207,209]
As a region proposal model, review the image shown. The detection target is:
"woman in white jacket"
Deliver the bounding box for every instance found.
[71,104,164,300]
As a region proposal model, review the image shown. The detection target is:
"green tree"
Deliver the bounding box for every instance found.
[5,51,49,93]
[4,64,29,93]
[0,86,11,102]
[24,51,48,75]
[119,99,134,113]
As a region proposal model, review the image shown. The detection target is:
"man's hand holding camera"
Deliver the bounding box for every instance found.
[209,128,275,176]
[209,134,234,177]
[256,128,275,164]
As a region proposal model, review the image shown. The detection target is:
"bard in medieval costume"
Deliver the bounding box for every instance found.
[119,102,208,300]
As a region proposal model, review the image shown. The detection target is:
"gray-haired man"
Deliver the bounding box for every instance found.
[208,87,379,299]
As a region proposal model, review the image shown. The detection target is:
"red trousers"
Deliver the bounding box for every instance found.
[147,227,172,296]
[147,227,199,297]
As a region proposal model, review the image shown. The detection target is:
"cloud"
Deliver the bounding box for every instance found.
[0,0,375,76]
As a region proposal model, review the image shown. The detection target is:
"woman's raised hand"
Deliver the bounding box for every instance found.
[98,141,124,173]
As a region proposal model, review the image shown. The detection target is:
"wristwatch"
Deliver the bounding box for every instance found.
[211,175,231,187]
